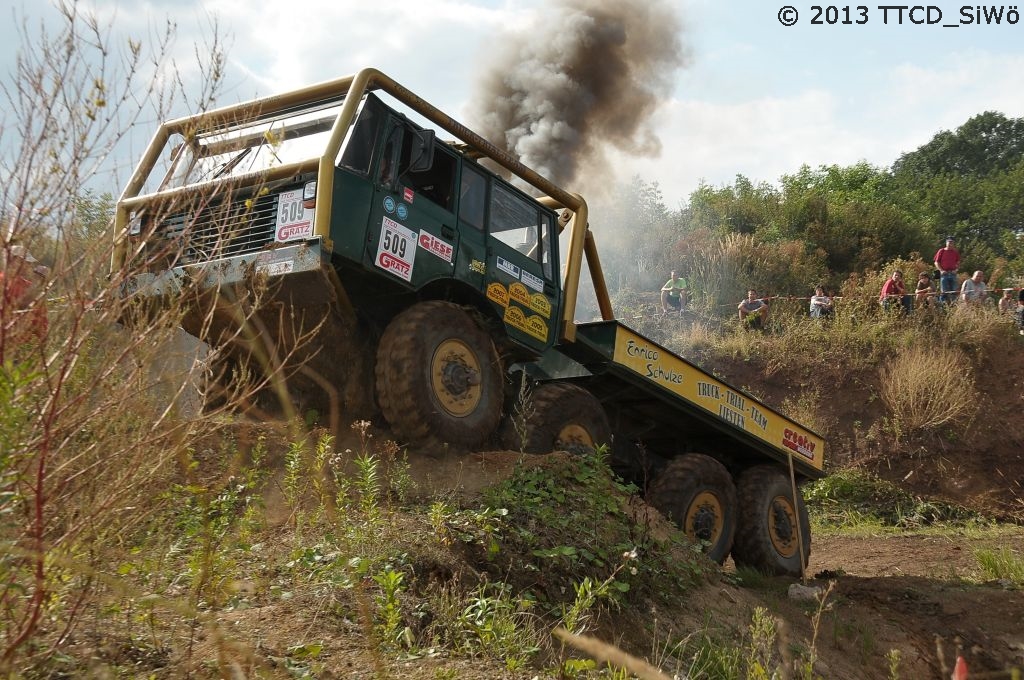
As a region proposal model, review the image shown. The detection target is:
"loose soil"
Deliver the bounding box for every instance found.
[408,449,1024,679]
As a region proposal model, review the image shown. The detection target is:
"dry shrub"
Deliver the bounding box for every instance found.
[879,345,978,436]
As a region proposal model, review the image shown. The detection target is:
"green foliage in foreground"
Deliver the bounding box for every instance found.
[805,468,988,533]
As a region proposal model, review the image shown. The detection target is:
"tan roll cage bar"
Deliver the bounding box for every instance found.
[113,67,613,342]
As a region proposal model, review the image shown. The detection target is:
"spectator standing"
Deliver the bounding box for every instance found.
[960,270,988,305]
[998,288,1016,315]
[809,286,833,319]
[915,272,935,309]
[1,244,49,354]
[1016,289,1024,335]
[933,236,961,304]
[738,289,769,329]
[879,270,911,314]
[660,270,689,314]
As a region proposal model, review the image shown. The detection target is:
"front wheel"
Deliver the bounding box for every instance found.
[376,302,502,451]
[731,465,811,577]
[646,454,737,564]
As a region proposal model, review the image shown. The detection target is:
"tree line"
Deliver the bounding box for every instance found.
[595,110,1024,315]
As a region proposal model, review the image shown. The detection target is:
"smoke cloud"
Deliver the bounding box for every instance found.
[468,0,687,193]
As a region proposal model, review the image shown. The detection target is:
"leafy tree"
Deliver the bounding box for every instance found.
[893,111,1024,179]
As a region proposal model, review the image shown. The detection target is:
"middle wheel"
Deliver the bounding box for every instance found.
[503,382,611,454]
[376,301,502,450]
[646,453,737,563]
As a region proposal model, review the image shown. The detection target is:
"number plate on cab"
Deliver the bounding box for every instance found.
[275,189,314,242]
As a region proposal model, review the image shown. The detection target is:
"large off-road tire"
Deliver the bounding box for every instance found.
[376,301,502,451]
[646,454,737,564]
[503,382,611,454]
[731,465,811,577]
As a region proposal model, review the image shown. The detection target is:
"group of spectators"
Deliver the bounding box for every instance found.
[660,232,1024,336]
[877,236,1024,332]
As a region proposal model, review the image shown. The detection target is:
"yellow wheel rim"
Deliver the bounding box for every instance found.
[555,424,596,451]
[684,491,724,546]
[430,338,482,417]
[768,495,799,557]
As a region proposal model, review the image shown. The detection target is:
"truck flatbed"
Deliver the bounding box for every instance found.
[554,321,825,480]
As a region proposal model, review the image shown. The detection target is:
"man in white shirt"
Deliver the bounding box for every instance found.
[960,270,988,304]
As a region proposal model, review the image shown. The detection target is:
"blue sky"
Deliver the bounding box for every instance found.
[4,0,1024,208]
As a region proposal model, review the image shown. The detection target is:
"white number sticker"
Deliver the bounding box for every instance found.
[375,216,417,281]
[275,189,314,242]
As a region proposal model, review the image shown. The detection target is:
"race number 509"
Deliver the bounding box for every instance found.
[382,229,407,258]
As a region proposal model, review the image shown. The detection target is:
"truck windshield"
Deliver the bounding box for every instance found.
[149,101,347,194]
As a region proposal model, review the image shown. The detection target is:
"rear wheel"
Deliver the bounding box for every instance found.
[503,382,611,454]
[646,454,737,563]
[376,302,502,450]
[731,465,811,577]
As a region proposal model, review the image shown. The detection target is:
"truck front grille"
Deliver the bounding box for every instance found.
[155,190,281,265]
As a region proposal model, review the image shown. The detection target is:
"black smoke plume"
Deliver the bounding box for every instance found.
[468,0,686,191]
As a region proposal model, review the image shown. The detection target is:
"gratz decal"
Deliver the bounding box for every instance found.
[375,216,417,281]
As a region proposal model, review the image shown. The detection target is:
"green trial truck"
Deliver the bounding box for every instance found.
[112,68,826,576]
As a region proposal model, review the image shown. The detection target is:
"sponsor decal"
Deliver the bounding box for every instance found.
[520,269,544,293]
[418,232,454,262]
[275,189,314,242]
[374,216,417,282]
[783,428,816,461]
[496,256,520,279]
[509,282,531,307]
[397,203,409,220]
[383,196,396,214]
[503,305,527,332]
[257,260,294,277]
[524,314,548,342]
[403,186,414,203]
[487,282,509,307]
[502,305,547,343]
[470,259,486,274]
[529,293,552,318]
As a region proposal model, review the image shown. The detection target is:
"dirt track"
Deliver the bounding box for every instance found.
[784,532,1024,679]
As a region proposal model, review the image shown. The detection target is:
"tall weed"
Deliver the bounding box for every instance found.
[879,344,977,437]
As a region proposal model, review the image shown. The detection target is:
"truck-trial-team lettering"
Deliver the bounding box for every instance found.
[699,381,769,431]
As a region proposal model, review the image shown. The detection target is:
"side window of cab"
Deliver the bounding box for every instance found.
[489,182,554,280]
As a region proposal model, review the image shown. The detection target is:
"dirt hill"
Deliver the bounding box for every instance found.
[173,415,1024,680]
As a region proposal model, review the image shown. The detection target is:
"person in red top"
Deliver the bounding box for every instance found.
[1,244,48,357]
[933,236,961,304]
[879,269,911,314]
